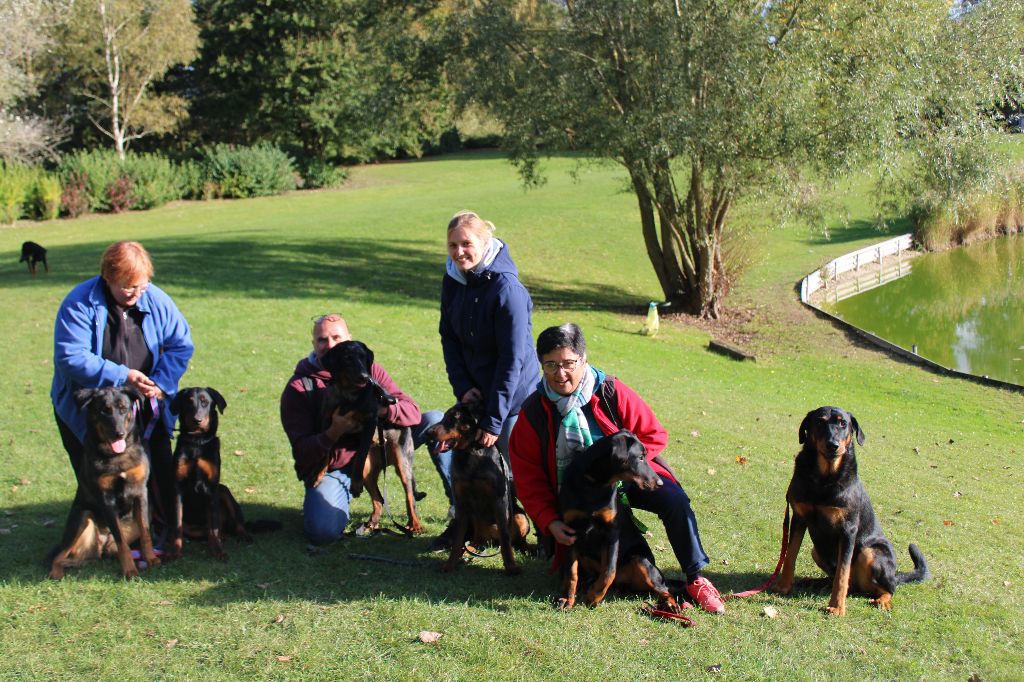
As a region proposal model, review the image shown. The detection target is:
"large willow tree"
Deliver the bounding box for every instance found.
[451,0,1024,318]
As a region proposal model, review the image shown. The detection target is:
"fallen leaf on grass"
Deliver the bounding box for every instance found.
[953,491,962,498]
[707,664,722,673]
[639,638,649,646]
[690,430,701,438]
[707,468,716,476]
[272,614,285,625]
[762,606,779,619]
[233,450,245,457]
[943,520,954,526]
[654,544,666,552]
[1004,581,1011,587]
[992,519,1001,525]
[418,631,443,644]
[276,655,292,662]
[735,456,749,465]
[239,387,249,393]
[164,639,178,648]
[158,600,172,606]
[27,605,46,613]
[0,528,10,535]
[18,478,31,485]
[968,674,981,682]
[244,487,256,494]
[257,582,270,589]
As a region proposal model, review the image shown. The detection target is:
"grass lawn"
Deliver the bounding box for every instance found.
[0,151,1021,680]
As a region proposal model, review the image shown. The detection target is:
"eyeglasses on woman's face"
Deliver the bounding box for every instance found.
[541,357,582,374]
[119,281,150,295]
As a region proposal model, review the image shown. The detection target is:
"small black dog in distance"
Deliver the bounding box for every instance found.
[47,387,160,579]
[168,387,254,560]
[771,406,930,615]
[20,241,48,275]
[429,402,531,575]
[320,340,423,535]
[557,430,683,612]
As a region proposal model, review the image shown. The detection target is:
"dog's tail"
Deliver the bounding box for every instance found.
[244,519,283,533]
[893,543,930,585]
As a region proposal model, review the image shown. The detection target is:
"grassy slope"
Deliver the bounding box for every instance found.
[0,151,1021,681]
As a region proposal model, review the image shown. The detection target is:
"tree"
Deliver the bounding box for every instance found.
[56,0,198,159]
[0,0,69,162]
[451,0,1024,318]
[189,0,449,163]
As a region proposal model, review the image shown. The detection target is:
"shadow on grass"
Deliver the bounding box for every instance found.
[0,235,643,312]
[805,217,913,246]
[3,499,785,611]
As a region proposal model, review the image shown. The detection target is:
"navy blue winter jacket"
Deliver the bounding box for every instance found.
[439,243,539,436]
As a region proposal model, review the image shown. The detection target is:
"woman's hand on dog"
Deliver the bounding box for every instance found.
[548,520,577,546]
[126,369,164,400]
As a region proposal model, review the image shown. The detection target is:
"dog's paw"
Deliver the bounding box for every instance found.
[145,555,162,569]
[47,567,65,580]
[555,597,575,610]
[870,594,893,610]
[503,563,523,576]
[769,583,793,596]
[825,605,847,616]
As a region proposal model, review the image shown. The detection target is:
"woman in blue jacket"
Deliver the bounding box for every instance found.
[51,240,194,535]
[439,210,538,469]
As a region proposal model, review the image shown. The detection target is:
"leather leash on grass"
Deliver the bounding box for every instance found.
[641,601,695,627]
[723,504,790,601]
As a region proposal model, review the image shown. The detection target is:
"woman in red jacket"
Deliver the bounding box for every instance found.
[509,323,725,614]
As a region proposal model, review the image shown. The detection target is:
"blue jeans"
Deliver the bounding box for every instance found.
[304,410,446,543]
[624,474,710,577]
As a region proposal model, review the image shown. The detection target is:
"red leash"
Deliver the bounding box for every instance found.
[724,504,790,600]
[641,601,695,627]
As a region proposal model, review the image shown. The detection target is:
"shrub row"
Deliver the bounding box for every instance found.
[912,165,1024,251]
[0,145,347,223]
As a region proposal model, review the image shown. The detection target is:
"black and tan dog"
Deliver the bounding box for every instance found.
[557,430,682,612]
[319,340,423,535]
[167,387,253,560]
[19,241,48,275]
[772,406,930,615]
[47,387,160,579]
[429,402,531,575]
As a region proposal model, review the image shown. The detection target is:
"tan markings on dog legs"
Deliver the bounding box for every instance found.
[196,458,219,483]
[853,547,892,609]
[387,438,422,534]
[827,546,851,616]
[559,554,580,609]
[176,458,192,481]
[772,512,806,595]
[113,517,139,578]
[49,516,101,579]
[363,445,385,529]
[583,546,616,607]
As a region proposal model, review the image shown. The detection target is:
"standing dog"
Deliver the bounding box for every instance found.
[429,402,531,575]
[47,387,160,579]
[772,406,930,615]
[20,241,48,274]
[557,430,682,612]
[320,340,423,535]
[168,387,252,560]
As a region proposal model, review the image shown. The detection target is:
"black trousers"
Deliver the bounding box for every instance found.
[54,407,177,540]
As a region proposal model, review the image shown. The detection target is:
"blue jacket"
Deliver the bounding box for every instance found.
[51,276,194,441]
[440,243,538,436]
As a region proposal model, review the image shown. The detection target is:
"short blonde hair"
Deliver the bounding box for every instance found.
[100,241,154,284]
[447,210,496,237]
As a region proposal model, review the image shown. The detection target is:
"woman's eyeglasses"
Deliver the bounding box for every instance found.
[541,358,582,374]
[120,281,150,295]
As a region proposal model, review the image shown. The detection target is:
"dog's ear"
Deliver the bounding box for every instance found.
[168,390,187,416]
[850,413,865,446]
[356,340,374,368]
[206,387,227,413]
[798,409,817,444]
[74,388,97,408]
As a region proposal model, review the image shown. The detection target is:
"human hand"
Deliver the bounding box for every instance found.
[461,387,483,405]
[327,409,361,441]
[476,429,499,448]
[126,369,160,398]
[548,520,577,546]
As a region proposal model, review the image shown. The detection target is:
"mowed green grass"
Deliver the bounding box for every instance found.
[0,151,1022,681]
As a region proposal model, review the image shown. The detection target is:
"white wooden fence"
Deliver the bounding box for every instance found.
[800,234,915,304]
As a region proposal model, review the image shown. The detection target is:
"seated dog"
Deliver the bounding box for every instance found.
[429,402,531,575]
[772,406,930,615]
[47,387,160,579]
[557,430,682,612]
[168,387,253,560]
[20,241,48,275]
[320,340,423,535]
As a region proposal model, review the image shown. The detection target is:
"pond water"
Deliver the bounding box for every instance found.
[823,234,1024,385]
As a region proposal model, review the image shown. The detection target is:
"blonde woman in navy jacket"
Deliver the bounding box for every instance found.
[51,241,193,534]
[440,211,538,460]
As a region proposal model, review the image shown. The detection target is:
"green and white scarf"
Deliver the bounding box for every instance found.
[544,364,598,487]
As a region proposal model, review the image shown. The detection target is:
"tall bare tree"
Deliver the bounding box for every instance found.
[59,0,198,158]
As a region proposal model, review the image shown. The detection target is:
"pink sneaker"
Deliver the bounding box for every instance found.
[686,576,725,614]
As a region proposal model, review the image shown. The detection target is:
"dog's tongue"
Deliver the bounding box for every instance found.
[110,439,127,454]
